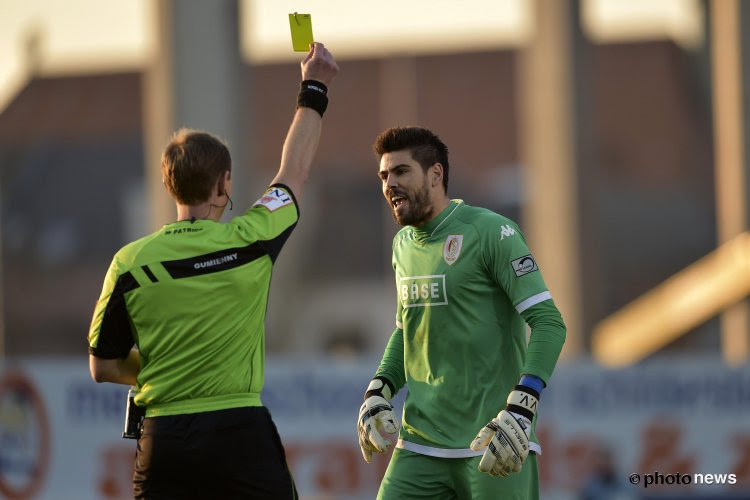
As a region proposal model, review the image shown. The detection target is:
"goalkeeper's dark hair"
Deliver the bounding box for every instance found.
[373,126,450,193]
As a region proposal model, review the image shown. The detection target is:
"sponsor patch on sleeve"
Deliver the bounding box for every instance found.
[253,187,293,212]
[510,255,539,277]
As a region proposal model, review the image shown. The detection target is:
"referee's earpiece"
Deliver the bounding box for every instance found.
[214,177,233,210]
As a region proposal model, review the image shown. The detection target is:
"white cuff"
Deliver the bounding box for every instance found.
[515,291,552,313]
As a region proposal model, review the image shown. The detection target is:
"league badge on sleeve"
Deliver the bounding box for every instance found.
[511,255,539,277]
[443,235,464,265]
[253,187,293,212]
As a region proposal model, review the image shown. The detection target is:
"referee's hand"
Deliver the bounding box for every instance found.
[301,42,339,87]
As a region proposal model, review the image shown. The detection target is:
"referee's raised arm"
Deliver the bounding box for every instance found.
[271,42,339,197]
[87,42,340,499]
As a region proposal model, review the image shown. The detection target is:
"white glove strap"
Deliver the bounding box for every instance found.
[506,387,538,417]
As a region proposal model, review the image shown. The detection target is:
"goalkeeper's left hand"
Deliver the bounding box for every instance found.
[470,385,539,477]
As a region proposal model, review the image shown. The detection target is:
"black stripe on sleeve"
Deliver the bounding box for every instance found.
[261,223,297,264]
[142,265,158,283]
[90,271,139,359]
[162,242,268,279]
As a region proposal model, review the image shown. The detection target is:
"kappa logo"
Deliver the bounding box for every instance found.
[511,255,539,277]
[443,235,463,265]
[253,187,292,212]
[500,225,516,240]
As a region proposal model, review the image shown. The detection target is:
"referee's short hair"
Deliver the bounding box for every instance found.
[373,126,450,192]
[161,129,232,205]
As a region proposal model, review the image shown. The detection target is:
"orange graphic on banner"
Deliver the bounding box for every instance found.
[97,444,136,498]
[731,434,750,483]
[637,421,694,485]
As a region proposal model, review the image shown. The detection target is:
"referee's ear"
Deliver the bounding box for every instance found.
[161,177,171,196]
[216,170,232,196]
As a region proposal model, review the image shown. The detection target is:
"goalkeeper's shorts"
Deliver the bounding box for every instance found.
[378,447,538,500]
[133,406,297,499]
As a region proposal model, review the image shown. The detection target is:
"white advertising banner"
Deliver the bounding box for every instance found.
[1,357,749,499]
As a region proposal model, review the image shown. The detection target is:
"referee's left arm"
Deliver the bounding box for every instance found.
[90,347,140,385]
[88,256,140,385]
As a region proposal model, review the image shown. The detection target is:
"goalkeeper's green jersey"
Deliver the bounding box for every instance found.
[88,184,298,417]
[375,200,565,455]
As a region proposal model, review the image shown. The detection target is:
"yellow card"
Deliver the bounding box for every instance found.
[289,13,314,52]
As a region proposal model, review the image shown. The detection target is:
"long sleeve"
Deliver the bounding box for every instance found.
[520,300,567,384]
[374,328,406,395]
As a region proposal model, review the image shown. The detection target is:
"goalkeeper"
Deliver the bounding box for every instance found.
[358,127,566,500]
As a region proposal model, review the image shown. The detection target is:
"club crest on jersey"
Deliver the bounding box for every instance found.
[253,187,292,212]
[443,235,464,265]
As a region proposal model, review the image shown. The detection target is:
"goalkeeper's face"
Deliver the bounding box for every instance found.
[379,150,434,227]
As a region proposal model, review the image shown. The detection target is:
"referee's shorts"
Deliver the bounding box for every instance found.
[133,406,297,499]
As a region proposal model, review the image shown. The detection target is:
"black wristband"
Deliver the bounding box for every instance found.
[297,79,329,117]
[513,384,540,401]
[301,80,328,94]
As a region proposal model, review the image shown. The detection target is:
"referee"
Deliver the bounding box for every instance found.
[87,43,338,498]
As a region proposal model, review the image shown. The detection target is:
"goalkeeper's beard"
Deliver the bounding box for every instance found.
[389,178,432,227]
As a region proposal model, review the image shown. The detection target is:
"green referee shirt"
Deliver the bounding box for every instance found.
[88,184,298,417]
[376,200,566,454]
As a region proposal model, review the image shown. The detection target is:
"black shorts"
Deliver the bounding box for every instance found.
[133,406,297,499]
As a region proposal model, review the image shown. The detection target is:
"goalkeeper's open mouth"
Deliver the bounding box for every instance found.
[389,191,408,213]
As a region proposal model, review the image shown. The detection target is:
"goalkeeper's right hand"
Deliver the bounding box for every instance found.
[470,385,538,477]
[357,377,399,463]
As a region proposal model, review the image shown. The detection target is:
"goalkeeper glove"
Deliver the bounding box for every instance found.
[470,385,539,477]
[357,377,399,463]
